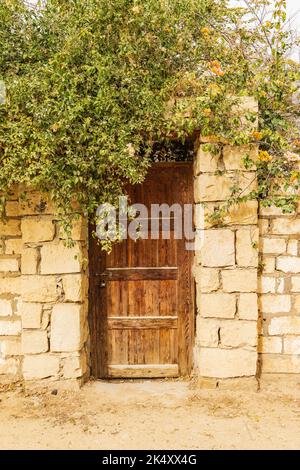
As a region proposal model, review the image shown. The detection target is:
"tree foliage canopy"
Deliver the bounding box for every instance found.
[0,0,299,235]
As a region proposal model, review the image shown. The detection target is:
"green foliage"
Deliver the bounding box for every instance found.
[0,0,299,235]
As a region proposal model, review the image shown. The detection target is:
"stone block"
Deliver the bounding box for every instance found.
[21,248,38,275]
[21,276,60,302]
[50,303,85,352]
[5,201,19,217]
[236,228,258,267]
[291,277,300,292]
[40,241,82,274]
[0,299,13,317]
[276,256,300,273]
[238,293,258,320]
[262,257,275,273]
[0,220,21,237]
[222,269,257,293]
[220,320,257,348]
[272,218,300,235]
[258,336,282,354]
[284,337,300,355]
[198,293,236,319]
[61,352,87,379]
[201,229,235,267]
[194,267,219,293]
[5,239,22,255]
[260,295,291,314]
[21,303,42,329]
[22,330,48,354]
[0,258,19,272]
[269,316,300,335]
[0,320,21,336]
[287,240,298,256]
[198,347,257,378]
[23,354,60,380]
[194,174,232,202]
[258,276,276,294]
[0,277,21,296]
[194,144,220,174]
[62,274,88,302]
[0,338,21,357]
[225,201,258,226]
[21,217,55,243]
[261,238,286,255]
[223,144,258,170]
[262,354,300,373]
[196,317,219,347]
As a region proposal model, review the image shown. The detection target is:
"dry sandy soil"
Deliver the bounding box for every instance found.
[1,379,300,450]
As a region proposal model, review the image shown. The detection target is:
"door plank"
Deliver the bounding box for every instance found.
[107,316,178,329]
[107,364,179,378]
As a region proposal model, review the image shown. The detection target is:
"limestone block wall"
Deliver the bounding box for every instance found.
[193,137,260,382]
[0,189,89,385]
[259,204,300,375]
[0,188,22,380]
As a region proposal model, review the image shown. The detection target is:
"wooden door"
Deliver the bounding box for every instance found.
[89,162,194,379]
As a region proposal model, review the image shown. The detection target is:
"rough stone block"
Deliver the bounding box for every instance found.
[291,277,300,292]
[287,240,298,256]
[238,293,258,320]
[21,276,59,302]
[21,303,42,329]
[0,277,20,296]
[21,248,38,275]
[198,293,236,319]
[261,238,286,255]
[194,267,219,293]
[59,216,88,242]
[194,174,232,202]
[223,144,258,171]
[259,336,282,354]
[62,274,87,302]
[276,256,300,273]
[21,217,55,243]
[198,347,257,378]
[284,337,300,355]
[272,218,300,235]
[196,317,219,347]
[0,220,21,237]
[194,144,220,174]
[0,320,21,336]
[236,228,258,267]
[260,295,291,314]
[5,239,22,255]
[262,257,275,273]
[225,201,258,226]
[0,338,21,357]
[0,258,19,272]
[40,241,82,274]
[5,201,19,217]
[61,352,87,379]
[23,354,59,380]
[222,269,257,293]
[269,316,300,335]
[258,276,276,294]
[0,299,13,317]
[262,354,300,373]
[220,320,257,348]
[201,229,235,267]
[50,303,85,352]
[22,330,48,354]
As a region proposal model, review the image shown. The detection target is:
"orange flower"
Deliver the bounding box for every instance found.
[258,150,272,162]
[290,171,299,183]
[208,60,225,77]
[203,108,212,116]
[252,131,263,141]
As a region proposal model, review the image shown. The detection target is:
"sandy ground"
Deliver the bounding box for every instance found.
[1,379,300,450]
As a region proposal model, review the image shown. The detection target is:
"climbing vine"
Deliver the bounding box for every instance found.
[0,0,299,238]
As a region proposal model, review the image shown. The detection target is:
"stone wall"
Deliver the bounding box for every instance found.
[193,133,260,385]
[259,204,300,376]
[0,189,89,386]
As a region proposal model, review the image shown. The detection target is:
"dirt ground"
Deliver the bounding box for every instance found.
[1,379,300,450]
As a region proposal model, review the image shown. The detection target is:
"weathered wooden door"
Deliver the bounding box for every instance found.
[89,162,194,379]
